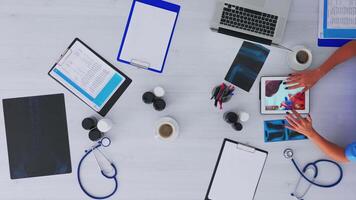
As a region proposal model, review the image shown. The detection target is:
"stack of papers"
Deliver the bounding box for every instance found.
[318,0,356,47]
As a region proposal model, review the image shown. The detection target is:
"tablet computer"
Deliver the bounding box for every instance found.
[260,76,310,114]
[49,38,132,116]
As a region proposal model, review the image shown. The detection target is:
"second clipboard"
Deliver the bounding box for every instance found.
[117,0,180,73]
[205,139,268,200]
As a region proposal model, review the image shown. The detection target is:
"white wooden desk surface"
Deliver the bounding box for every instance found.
[0,0,355,199]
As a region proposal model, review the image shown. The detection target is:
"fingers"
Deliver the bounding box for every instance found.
[285,75,304,90]
[285,125,298,132]
[301,87,309,93]
[289,110,312,126]
[284,79,300,86]
[289,109,309,125]
[286,114,300,127]
[286,75,301,82]
[286,118,298,128]
[288,73,302,78]
[285,84,303,90]
[284,80,297,86]
[306,114,312,122]
[291,109,302,119]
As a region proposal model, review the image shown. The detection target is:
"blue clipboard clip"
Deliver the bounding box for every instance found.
[130,59,150,69]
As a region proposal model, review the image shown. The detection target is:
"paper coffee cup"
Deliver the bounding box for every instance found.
[288,45,312,71]
[155,117,179,141]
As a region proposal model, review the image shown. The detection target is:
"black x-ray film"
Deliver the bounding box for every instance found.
[3,94,71,179]
[225,41,270,92]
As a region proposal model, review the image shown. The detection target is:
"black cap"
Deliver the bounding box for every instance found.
[82,117,97,130]
[88,128,102,141]
[224,112,238,124]
[153,98,166,111]
[232,122,243,131]
[142,91,155,104]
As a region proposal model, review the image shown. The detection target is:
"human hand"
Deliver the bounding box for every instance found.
[284,69,323,93]
[285,110,318,139]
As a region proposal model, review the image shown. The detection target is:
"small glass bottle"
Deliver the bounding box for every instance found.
[82,117,97,130]
[88,128,103,141]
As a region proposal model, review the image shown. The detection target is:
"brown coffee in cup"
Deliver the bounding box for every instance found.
[158,123,173,138]
[296,50,309,64]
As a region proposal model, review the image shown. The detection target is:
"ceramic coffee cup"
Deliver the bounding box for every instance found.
[155,117,179,141]
[288,45,312,71]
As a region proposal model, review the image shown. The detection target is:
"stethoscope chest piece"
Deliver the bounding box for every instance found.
[284,148,294,159]
[100,137,111,147]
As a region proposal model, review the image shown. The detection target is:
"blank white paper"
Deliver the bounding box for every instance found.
[208,142,267,200]
[119,1,177,71]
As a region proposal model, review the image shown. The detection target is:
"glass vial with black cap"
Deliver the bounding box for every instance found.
[232,122,243,131]
[142,90,166,111]
[142,91,155,104]
[223,111,243,131]
[88,128,103,141]
[224,112,238,124]
[82,117,97,130]
[153,98,166,111]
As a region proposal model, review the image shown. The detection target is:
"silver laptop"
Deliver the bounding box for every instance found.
[210,0,292,46]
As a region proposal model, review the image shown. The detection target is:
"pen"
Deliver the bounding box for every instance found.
[215,83,225,107]
[211,87,219,100]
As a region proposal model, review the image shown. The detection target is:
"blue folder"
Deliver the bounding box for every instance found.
[117,0,180,73]
[322,0,356,39]
[318,0,355,47]
[318,38,351,47]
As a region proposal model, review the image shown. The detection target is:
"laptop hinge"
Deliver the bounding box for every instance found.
[218,27,272,46]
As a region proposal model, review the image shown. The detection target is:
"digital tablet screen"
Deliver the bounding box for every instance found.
[260,77,309,114]
[49,39,131,116]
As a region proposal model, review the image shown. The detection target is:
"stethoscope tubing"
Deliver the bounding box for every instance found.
[291,158,343,188]
[77,143,118,199]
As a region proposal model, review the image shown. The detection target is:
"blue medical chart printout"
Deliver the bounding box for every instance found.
[50,41,126,111]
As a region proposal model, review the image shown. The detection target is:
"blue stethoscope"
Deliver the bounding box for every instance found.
[77,137,118,199]
[283,148,343,200]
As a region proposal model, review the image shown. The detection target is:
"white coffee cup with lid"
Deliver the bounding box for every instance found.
[155,117,179,141]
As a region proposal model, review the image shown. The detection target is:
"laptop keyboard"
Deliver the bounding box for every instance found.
[220,3,278,37]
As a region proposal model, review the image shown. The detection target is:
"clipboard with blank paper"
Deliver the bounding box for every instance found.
[117,0,180,73]
[205,139,268,200]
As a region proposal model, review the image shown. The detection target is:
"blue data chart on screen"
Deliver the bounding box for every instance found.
[53,68,123,107]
